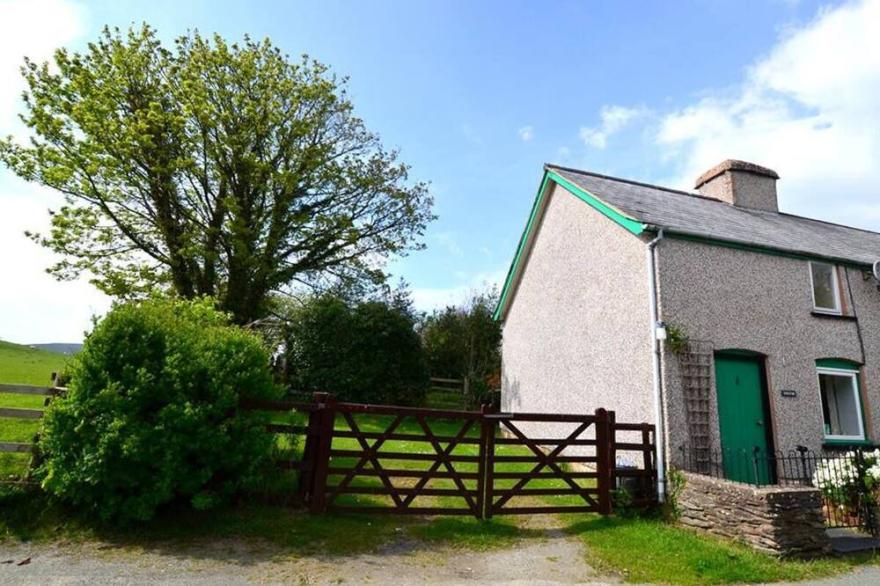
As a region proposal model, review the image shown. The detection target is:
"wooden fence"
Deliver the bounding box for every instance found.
[245,393,658,519]
[0,381,66,458]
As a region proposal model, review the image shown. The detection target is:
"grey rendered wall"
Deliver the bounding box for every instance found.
[500,182,655,438]
[656,238,880,458]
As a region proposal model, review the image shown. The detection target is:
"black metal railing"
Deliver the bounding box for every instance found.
[678,444,879,534]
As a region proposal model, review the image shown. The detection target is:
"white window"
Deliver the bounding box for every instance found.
[809,261,841,314]
[817,367,865,441]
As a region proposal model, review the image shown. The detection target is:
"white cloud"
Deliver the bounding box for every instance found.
[0,0,101,344]
[580,105,648,149]
[410,268,506,312]
[517,125,534,142]
[0,180,111,344]
[656,0,880,229]
[0,0,87,137]
[431,231,464,257]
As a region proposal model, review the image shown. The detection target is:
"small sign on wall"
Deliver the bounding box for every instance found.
[780,389,798,398]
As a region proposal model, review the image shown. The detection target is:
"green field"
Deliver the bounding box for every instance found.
[0,340,70,479]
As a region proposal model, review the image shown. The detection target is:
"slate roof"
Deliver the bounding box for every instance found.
[548,164,880,266]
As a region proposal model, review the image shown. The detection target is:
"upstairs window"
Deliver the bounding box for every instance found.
[810,261,841,314]
[817,361,865,442]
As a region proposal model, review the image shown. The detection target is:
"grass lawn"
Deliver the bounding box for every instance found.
[565,515,875,585]
[0,341,69,480]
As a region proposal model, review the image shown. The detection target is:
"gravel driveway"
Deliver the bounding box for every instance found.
[1,528,614,586]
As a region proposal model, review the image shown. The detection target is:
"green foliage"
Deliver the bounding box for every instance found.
[666,324,690,355]
[419,288,501,405]
[662,467,687,522]
[37,298,282,523]
[0,25,434,324]
[284,294,429,405]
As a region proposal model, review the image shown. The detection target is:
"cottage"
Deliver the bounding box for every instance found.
[495,160,880,499]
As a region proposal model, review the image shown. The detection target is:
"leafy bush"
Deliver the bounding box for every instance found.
[813,450,880,511]
[38,298,282,523]
[284,295,429,405]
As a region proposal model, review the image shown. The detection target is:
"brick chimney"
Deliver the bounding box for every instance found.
[694,159,780,212]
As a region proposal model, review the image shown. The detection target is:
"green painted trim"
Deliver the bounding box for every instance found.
[662,231,870,269]
[492,171,647,321]
[816,358,862,370]
[823,439,874,447]
[492,173,551,321]
[545,171,646,236]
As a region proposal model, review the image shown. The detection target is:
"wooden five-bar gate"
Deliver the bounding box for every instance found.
[249,393,658,519]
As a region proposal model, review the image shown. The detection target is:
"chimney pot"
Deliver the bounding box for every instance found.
[695,159,779,212]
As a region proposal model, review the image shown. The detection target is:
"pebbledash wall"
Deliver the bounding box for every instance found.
[500,182,656,439]
[655,237,880,458]
[678,472,831,557]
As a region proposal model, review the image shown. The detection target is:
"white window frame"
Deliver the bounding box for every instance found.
[809,261,842,315]
[816,366,865,442]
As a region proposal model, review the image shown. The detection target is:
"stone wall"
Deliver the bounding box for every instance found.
[678,472,830,557]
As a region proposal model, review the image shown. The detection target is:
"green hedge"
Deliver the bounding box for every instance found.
[38,298,282,523]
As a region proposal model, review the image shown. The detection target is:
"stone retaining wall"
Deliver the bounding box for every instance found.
[678,472,830,557]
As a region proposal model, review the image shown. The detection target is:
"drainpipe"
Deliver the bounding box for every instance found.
[646,228,666,502]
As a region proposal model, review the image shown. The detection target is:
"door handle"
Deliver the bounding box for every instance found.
[756,420,763,427]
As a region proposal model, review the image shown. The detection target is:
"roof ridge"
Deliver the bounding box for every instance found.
[544,163,723,204]
[546,163,880,237]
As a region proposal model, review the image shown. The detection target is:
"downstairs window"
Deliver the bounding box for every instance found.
[817,361,865,442]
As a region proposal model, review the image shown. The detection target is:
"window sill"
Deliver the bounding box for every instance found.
[811,311,856,321]
[822,439,874,450]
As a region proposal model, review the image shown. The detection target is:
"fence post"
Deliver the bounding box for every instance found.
[608,410,617,502]
[309,392,336,514]
[484,409,497,519]
[476,404,491,520]
[296,402,323,505]
[595,408,613,515]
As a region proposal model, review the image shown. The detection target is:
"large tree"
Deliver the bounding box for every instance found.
[419,288,502,385]
[0,26,433,323]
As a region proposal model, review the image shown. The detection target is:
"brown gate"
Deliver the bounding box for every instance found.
[248,394,657,518]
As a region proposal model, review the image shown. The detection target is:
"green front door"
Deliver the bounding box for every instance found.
[714,354,773,484]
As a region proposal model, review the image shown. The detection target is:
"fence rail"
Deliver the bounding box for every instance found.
[0,382,67,455]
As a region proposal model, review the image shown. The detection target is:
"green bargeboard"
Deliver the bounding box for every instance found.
[714,355,772,484]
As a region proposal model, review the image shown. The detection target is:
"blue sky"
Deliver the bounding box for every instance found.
[2,0,879,343]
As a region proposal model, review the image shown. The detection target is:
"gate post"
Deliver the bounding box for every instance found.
[296,404,322,504]
[309,392,337,514]
[476,404,491,520]
[595,408,613,515]
[483,408,497,520]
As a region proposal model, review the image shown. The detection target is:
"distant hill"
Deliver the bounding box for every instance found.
[30,343,83,355]
[0,340,70,386]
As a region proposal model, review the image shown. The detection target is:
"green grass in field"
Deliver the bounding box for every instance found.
[0,340,68,480]
[0,341,68,386]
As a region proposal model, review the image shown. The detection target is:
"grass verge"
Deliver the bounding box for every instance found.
[566,514,877,585]
[0,484,527,556]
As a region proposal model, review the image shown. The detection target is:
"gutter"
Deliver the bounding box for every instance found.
[646,228,666,502]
